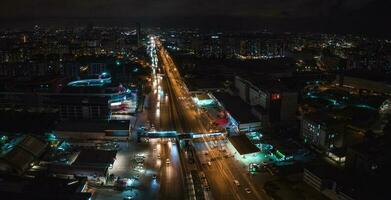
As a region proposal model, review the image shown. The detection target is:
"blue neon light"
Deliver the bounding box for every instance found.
[67,77,112,87]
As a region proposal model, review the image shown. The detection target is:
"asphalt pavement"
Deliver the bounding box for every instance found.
[156,39,272,200]
[92,37,273,200]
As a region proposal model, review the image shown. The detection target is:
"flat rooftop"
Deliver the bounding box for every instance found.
[195,93,212,100]
[175,56,295,91]
[55,120,130,133]
[0,175,91,200]
[240,75,296,92]
[212,92,259,124]
[73,149,117,166]
[229,134,260,155]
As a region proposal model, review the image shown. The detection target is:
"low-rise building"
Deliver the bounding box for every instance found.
[0,175,91,200]
[212,92,261,132]
[49,149,117,182]
[345,136,391,180]
[303,163,355,200]
[300,112,368,164]
[0,135,48,175]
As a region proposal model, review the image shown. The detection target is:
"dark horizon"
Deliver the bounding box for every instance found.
[0,15,389,37]
[1,0,390,37]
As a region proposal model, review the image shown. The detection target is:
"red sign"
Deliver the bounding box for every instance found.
[271,93,281,100]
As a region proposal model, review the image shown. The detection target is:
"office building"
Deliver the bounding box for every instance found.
[234,76,298,127]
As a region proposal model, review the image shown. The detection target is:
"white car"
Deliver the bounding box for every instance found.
[166,158,170,164]
[136,153,145,157]
[234,180,240,187]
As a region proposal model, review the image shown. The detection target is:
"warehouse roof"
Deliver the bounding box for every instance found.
[229,135,259,155]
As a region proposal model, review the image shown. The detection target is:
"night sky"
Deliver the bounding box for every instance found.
[0,0,390,35]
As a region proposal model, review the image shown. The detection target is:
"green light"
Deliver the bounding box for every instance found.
[251,136,260,140]
[0,135,7,143]
[45,133,57,142]
[249,163,257,172]
[275,150,285,161]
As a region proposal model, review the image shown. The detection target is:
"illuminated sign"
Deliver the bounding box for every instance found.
[271,93,280,100]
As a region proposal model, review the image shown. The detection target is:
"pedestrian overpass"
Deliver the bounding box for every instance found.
[138,130,224,140]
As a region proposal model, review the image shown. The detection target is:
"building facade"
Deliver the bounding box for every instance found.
[234,76,298,127]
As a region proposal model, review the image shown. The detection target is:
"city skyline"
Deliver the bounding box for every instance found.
[0,0,390,36]
[0,1,390,200]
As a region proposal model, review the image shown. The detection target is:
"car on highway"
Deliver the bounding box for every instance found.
[132,175,140,180]
[245,188,252,194]
[199,172,206,180]
[135,157,144,163]
[234,180,240,187]
[134,166,144,173]
[136,153,146,158]
[166,158,170,164]
[204,185,210,191]
[114,178,127,191]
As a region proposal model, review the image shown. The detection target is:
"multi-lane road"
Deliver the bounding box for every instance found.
[153,37,271,200]
[146,38,186,199]
[92,36,271,200]
[194,137,270,200]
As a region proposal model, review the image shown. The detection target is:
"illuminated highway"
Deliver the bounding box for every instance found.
[153,36,271,200]
[147,37,186,199]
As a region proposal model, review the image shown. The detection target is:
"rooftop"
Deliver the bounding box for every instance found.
[73,149,117,167]
[229,134,260,155]
[304,160,347,187]
[239,75,296,93]
[55,120,130,133]
[175,56,295,91]
[0,175,91,200]
[350,136,391,166]
[0,135,48,175]
[212,92,259,124]
[195,93,211,101]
